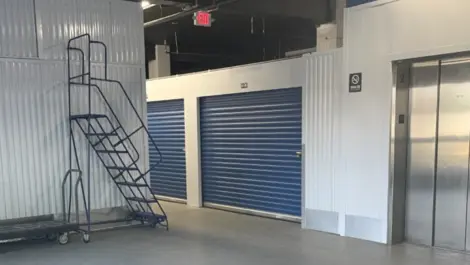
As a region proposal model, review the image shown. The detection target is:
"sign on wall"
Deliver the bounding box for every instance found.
[194,11,212,27]
[349,73,362,93]
[347,0,377,7]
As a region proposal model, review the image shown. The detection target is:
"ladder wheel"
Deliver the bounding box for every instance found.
[58,233,69,245]
[82,233,90,244]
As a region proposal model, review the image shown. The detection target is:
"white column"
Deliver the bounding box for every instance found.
[148,45,171,79]
[336,0,346,47]
[316,0,345,51]
[316,23,338,52]
[184,97,202,207]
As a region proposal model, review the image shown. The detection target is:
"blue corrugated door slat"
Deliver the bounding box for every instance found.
[147,99,187,199]
[200,88,302,216]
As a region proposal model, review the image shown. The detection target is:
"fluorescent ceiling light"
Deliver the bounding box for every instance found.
[141,1,156,9]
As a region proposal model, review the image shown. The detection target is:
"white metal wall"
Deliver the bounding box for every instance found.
[303,50,343,234]
[0,60,145,220]
[0,0,38,58]
[110,0,145,64]
[35,0,144,64]
[0,0,146,220]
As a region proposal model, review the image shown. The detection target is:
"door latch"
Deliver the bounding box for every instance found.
[296,151,302,158]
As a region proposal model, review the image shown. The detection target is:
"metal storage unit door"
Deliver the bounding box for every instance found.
[147,100,187,200]
[200,88,302,217]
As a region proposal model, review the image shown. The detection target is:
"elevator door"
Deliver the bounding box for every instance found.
[434,58,470,251]
[406,57,470,251]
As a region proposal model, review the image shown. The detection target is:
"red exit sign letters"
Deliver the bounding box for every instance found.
[194,11,212,27]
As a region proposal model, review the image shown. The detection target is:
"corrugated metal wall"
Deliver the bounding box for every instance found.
[304,50,343,212]
[0,0,146,220]
[0,60,145,220]
[110,0,145,64]
[147,100,187,199]
[0,0,38,58]
[35,0,144,64]
[200,88,303,216]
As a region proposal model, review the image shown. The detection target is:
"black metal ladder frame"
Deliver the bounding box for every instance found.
[66,34,168,233]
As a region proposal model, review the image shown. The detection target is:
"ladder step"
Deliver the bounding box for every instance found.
[69,72,90,81]
[112,171,126,180]
[127,197,158,203]
[96,150,128,154]
[70,114,107,120]
[107,166,138,171]
[133,212,166,221]
[85,132,117,137]
[115,181,147,187]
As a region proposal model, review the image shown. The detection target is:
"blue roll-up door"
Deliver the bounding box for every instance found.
[200,88,302,217]
[147,99,186,200]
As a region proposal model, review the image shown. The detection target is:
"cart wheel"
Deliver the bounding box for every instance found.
[58,233,69,245]
[82,233,90,244]
[150,222,157,228]
[46,234,58,241]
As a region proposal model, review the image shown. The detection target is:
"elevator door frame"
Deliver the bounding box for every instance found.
[389,52,470,251]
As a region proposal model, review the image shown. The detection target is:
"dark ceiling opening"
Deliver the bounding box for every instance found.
[132,0,334,76]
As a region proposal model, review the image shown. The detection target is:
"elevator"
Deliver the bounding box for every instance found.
[399,56,470,251]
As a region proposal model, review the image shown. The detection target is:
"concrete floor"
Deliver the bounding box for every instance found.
[1,202,470,265]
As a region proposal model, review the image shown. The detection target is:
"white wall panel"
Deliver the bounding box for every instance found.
[35,0,78,61]
[36,0,143,65]
[304,50,342,212]
[0,59,145,220]
[76,0,112,62]
[110,0,145,65]
[0,0,37,58]
[147,59,305,100]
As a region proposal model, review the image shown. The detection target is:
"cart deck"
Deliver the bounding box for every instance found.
[0,215,79,242]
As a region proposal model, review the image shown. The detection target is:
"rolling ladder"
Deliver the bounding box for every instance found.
[67,34,168,238]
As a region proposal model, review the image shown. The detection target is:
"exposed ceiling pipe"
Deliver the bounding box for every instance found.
[174,32,180,54]
[144,0,240,28]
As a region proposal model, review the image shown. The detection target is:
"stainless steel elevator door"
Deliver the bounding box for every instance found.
[405,61,439,246]
[434,58,470,251]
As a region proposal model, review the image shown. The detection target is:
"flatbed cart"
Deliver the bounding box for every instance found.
[0,169,89,245]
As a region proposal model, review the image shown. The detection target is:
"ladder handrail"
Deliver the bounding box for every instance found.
[91,77,164,168]
[67,34,163,173]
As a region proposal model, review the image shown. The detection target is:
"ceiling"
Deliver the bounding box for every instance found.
[131,0,334,75]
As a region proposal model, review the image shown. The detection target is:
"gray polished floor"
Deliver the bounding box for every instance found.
[1,202,469,265]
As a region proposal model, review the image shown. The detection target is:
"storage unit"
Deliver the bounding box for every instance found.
[147,100,187,200]
[200,88,302,217]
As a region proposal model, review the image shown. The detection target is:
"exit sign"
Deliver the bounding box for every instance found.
[194,11,212,27]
